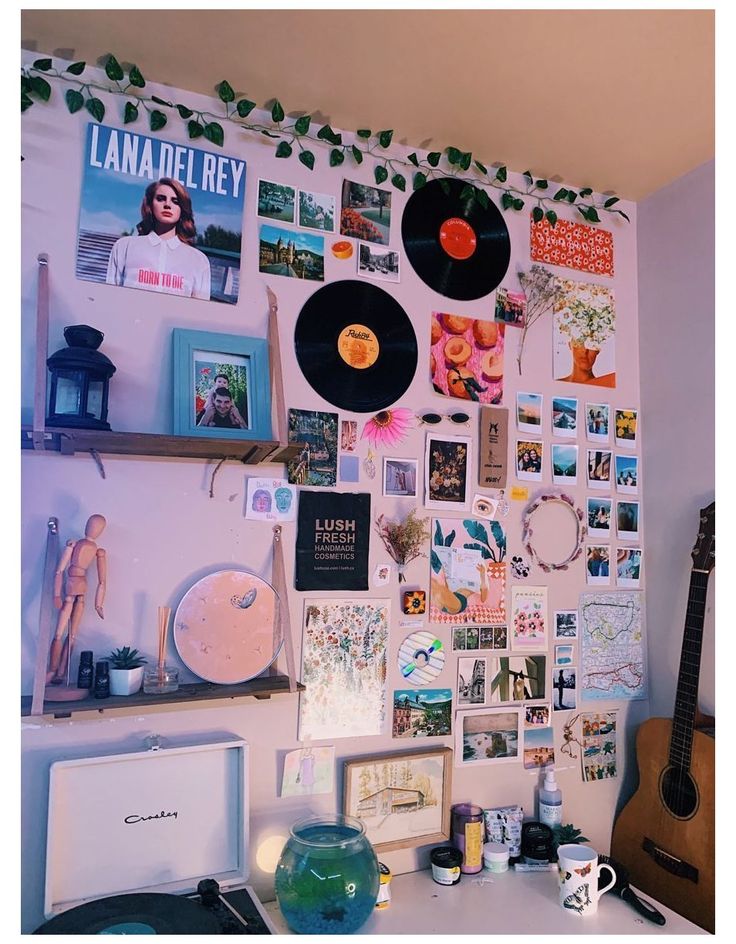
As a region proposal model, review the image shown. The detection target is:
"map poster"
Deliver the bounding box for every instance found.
[579,591,647,701]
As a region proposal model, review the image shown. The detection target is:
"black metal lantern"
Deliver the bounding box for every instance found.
[46,325,116,430]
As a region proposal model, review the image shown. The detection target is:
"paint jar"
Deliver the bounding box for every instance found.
[430,846,463,885]
[451,803,485,873]
[483,841,510,873]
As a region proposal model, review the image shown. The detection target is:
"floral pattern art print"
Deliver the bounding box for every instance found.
[530,217,614,277]
[298,599,389,740]
[510,586,548,651]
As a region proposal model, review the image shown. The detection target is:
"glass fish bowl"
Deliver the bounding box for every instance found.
[275,814,379,934]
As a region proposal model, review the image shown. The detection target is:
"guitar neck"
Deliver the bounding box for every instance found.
[669,571,709,769]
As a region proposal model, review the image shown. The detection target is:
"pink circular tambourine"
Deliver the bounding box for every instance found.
[173,570,282,684]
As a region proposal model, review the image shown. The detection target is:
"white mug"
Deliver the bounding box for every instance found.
[557,844,616,916]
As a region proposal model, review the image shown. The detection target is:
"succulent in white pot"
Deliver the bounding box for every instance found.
[107,647,147,696]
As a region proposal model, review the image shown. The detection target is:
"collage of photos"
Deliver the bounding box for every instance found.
[452,625,508,651]
[581,711,618,781]
[257,177,402,285]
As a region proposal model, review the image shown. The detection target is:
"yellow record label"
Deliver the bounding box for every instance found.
[337,323,380,370]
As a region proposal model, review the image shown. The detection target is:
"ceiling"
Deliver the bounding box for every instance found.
[20,8,714,202]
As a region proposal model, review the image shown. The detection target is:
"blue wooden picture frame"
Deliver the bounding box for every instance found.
[172,329,271,440]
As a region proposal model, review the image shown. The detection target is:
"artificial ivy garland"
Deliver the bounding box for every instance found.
[21,53,630,227]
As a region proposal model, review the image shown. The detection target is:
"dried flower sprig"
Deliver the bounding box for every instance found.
[375,509,431,582]
[516,264,561,375]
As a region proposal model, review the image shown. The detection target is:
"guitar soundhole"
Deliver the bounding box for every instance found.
[659,766,699,819]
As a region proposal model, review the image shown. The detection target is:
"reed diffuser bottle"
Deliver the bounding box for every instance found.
[143,606,179,694]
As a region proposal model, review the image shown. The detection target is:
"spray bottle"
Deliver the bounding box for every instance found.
[538,766,562,828]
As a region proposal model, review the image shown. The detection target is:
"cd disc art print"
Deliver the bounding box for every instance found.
[294,280,418,412]
[402,178,510,300]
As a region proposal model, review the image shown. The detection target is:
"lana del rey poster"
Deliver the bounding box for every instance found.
[76,123,246,304]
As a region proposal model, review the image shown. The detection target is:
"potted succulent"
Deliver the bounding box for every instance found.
[107,646,148,696]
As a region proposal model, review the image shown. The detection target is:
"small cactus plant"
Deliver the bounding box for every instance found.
[107,646,147,669]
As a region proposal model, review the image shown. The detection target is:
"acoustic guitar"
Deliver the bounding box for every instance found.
[611,501,715,932]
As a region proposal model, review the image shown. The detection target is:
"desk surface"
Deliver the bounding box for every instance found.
[265,867,706,935]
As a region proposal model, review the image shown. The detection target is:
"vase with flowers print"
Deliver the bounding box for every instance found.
[554,280,616,387]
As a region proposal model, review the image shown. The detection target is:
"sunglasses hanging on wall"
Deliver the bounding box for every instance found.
[416,411,471,425]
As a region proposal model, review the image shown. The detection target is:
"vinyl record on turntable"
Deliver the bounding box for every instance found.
[34,892,220,934]
[294,280,418,412]
[401,178,511,300]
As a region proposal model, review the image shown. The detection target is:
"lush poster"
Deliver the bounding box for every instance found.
[77,123,246,303]
[295,491,370,591]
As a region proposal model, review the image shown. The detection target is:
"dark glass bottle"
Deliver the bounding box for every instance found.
[94,660,110,699]
[77,651,94,689]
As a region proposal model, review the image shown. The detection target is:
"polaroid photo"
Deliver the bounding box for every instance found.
[466,627,480,651]
[615,409,638,448]
[425,434,472,509]
[523,726,555,770]
[552,666,577,712]
[516,439,543,482]
[524,704,551,728]
[257,179,296,223]
[585,403,610,444]
[495,287,527,328]
[358,241,400,283]
[554,644,574,665]
[587,449,612,490]
[452,628,467,651]
[259,223,325,281]
[586,545,611,585]
[616,500,641,542]
[552,396,578,438]
[341,180,391,244]
[494,626,509,649]
[383,457,418,497]
[554,610,578,639]
[298,189,336,232]
[471,493,499,521]
[615,454,639,494]
[480,627,495,650]
[341,420,358,453]
[489,655,547,704]
[456,708,521,767]
[552,443,578,485]
[587,497,612,537]
[517,393,543,434]
[457,657,487,706]
[616,547,642,588]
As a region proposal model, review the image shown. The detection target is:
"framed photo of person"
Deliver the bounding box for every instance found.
[172,329,271,440]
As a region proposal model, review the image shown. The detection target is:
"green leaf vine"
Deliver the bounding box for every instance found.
[20,54,630,225]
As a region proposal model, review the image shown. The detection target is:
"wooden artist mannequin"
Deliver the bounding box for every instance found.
[48,514,107,684]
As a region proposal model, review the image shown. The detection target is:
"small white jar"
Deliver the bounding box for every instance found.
[483,841,510,873]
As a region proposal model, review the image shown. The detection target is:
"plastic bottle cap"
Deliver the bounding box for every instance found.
[544,768,557,788]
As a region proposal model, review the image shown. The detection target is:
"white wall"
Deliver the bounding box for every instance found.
[21,55,643,932]
[637,160,715,721]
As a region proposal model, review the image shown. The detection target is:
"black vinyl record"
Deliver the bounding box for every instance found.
[294,280,418,412]
[34,892,220,935]
[401,178,511,300]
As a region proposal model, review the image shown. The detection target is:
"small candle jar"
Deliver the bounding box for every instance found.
[451,803,485,874]
[483,841,510,873]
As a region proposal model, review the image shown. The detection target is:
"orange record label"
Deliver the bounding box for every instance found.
[439,217,477,260]
[337,323,380,369]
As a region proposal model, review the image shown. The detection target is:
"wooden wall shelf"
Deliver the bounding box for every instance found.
[21,426,301,465]
[21,674,304,721]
